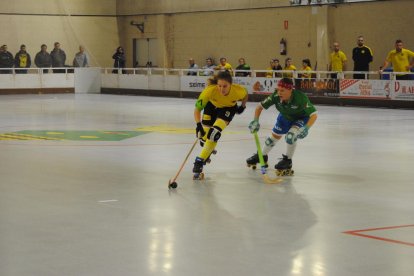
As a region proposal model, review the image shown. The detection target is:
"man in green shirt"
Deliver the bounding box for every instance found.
[246,78,317,175]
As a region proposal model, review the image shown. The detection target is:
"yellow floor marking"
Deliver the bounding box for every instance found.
[46,132,65,135]
[102,131,130,135]
[80,136,99,139]
[0,133,62,141]
[134,125,243,134]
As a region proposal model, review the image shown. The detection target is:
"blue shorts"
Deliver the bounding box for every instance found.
[272,114,309,135]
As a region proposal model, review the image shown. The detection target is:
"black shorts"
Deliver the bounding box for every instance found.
[202,102,237,126]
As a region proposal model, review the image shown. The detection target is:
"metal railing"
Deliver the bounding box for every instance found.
[101,68,414,80]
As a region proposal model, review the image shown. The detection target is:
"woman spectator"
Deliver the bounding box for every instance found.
[112,46,126,74]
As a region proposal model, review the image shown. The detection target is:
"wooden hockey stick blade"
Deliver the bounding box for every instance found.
[262,174,283,184]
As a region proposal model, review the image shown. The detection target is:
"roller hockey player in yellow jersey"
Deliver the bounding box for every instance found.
[193,71,248,180]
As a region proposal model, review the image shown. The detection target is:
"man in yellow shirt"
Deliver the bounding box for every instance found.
[215,57,233,75]
[329,42,347,79]
[380,39,414,80]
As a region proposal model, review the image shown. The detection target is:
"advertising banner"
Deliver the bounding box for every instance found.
[340,79,391,99]
[295,79,339,97]
[233,77,253,94]
[391,80,414,101]
[251,77,281,94]
[180,76,209,92]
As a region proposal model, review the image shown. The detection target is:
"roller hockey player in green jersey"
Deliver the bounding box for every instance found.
[246,78,317,176]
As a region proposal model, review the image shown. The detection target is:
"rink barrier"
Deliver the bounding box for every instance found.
[101,68,414,108]
[0,67,413,108]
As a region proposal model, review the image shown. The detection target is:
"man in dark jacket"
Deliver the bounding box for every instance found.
[0,45,14,74]
[50,42,66,73]
[35,44,52,73]
[352,36,373,79]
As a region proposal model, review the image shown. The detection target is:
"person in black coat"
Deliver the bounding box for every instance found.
[0,45,14,74]
[112,46,126,74]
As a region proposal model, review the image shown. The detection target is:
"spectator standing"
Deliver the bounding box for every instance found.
[200,57,215,76]
[266,58,282,78]
[0,45,14,74]
[215,57,233,75]
[15,44,31,74]
[50,42,66,73]
[329,42,347,79]
[352,36,373,79]
[112,46,126,74]
[187,58,199,76]
[35,44,52,73]
[73,45,89,67]
[235,57,251,77]
[283,57,297,78]
[380,39,414,80]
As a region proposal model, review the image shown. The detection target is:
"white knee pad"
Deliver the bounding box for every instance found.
[207,126,222,142]
[285,127,300,145]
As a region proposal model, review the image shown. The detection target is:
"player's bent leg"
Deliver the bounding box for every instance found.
[262,132,282,155]
[199,119,228,160]
[285,126,300,145]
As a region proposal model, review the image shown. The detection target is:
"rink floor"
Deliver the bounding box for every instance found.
[0,94,413,276]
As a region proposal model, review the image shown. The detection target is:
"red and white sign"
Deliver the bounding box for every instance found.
[340,79,391,99]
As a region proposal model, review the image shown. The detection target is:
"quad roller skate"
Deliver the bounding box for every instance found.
[193,157,205,180]
[274,155,294,176]
[246,153,268,170]
[193,150,217,180]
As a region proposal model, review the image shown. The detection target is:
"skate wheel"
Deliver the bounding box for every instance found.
[168,181,177,189]
[246,164,256,170]
[212,150,217,155]
[193,172,204,180]
[206,158,211,164]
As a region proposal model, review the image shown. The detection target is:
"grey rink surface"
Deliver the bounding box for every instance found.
[0,94,413,276]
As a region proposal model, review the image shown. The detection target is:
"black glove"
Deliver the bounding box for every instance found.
[236,105,246,114]
[196,122,206,138]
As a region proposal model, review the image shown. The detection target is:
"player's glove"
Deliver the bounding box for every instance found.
[236,104,246,114]
[297,125,309,139]
[248,119,260,133]
[196,122,206,138]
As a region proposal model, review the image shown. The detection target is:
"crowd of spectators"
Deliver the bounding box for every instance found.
[183,37,414,80]
[0,43,89,74]
[1,38,413,80]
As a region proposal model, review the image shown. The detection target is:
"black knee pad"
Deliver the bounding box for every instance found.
[207,126,222,142]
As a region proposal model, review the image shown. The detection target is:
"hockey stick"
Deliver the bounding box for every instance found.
[253,132,283,184]
[168,138,199,189]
